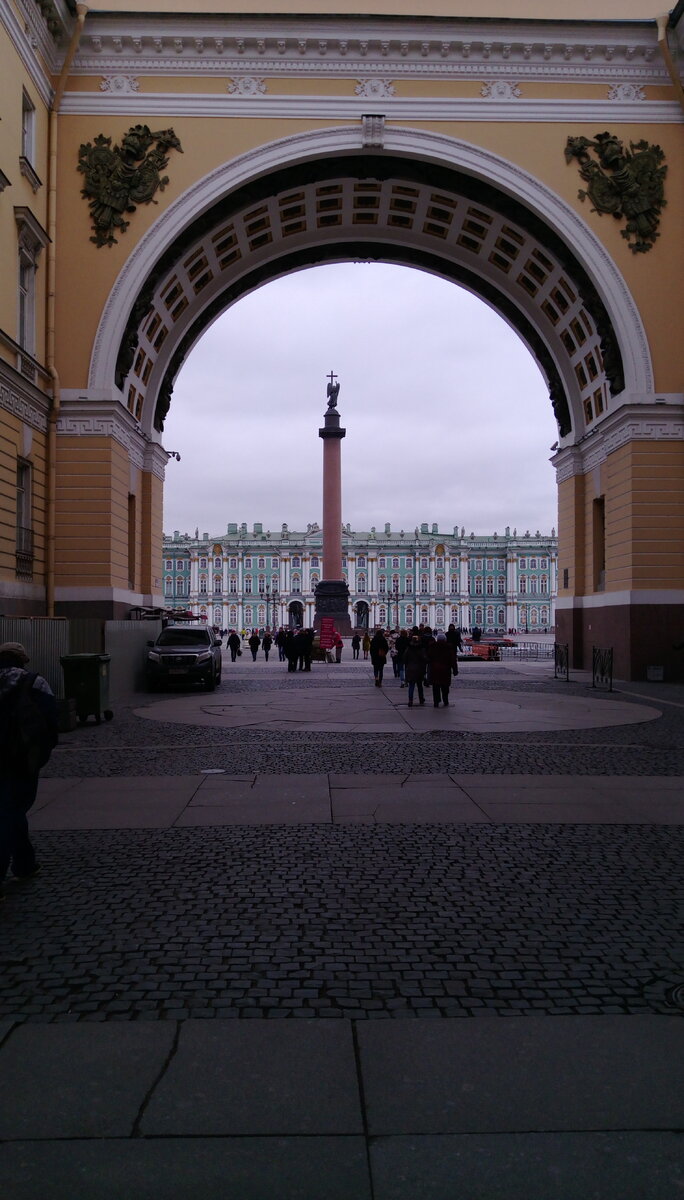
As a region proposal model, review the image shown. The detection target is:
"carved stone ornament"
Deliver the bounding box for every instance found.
[480,81,522,99]
[227,77,267,95]
[565,131,666,254]
[77,125,183,248]
[607,83,645,101]
[355,79,396,98]
[100,75,140,94]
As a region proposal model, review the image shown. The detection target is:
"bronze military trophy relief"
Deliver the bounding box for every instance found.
[77,124,183,248]
[565,132,667,254]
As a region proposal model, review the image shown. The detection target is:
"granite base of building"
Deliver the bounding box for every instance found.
[556,601,684,683]
[314,580,353,635]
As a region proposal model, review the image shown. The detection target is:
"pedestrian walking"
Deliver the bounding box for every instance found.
[446,623,462,675]
[0,643,58,898]
[428,631,456,707]
[285,629,298,673]
[403,635,427,707]
[227,630,241,662]
[334,633,344,663]
[369,629,389,687]
[362,632,371,660]
[248,630,260,661]
[275,627,287,662]
[394,628,409,686]
[351,633,361,660]
[262,632,272,661]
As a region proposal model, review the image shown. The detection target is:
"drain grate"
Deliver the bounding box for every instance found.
[665,983,684,1011]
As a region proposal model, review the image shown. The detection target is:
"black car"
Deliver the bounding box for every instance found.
[145,624,222,691]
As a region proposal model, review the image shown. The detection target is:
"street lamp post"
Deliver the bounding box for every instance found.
[393,589,404,630]
[263,584,279,632]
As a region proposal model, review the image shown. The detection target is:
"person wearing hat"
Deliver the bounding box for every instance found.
[427,631,457,708]
[0,642,58,898]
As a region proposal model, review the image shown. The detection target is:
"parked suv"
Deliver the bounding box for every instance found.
[145,624,222,691]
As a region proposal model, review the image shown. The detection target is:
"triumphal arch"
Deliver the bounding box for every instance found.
[1,0,682,679]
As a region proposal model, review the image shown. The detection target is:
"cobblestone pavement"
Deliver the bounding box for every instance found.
[44,674,684,776]
[2,823,682,1024]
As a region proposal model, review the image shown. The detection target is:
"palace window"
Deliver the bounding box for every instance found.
[272,557,279,568]
[498,607,505,626]
[379,576,386,593]
[357,574,366,593]
[311,572,319,587]
[392,575,400,593]
[451,606,459,624]
[21,90,35,163]
[451,576,458,593]
[486,578,494,594]
[258,558,265,569]
[164,577,172,596]
[487,607,494,625]
[420,576,429,594]
[405,605,414,624]
[475,559,483,570]
[244,577,252,594]
[405,577,413,593]
[271,573,278,589]
[392,558,399,569]
[540,576,548,593]
[214,557,221,569]
[258,605,266,624]
[244,557,252,568]
[530,576,538,594]
[244,606,253,624]
[436,557,443,569]
[378,607,386,624]
[475,607,483,624]
[229,576,237,593]
[497,577,505,594]
[258,576,265,593]
[15,210,47,369]
[292,556,300,568]
[229,606,237,623]
[199,557,207,569]
[229,558,237,568]
[357,556,365,567]
[291,574,301,593]
[530,558,537,569]
[311,556,319,567]
[436,575,444,594]
[497,559,505,570]
[519,558,526,569]
[475,577,483,595]
[165,559,173,571]
[406,557,413,568]
[519,577,526,594]
[436,605,444,626]
[199,576,207,594]
[421,557,428,569]
[420,606,428,623]
[176,578,185,597]
[213,576,221,593]
[487,559,493,570]
[540,558,548,569]
[378,557,385,568]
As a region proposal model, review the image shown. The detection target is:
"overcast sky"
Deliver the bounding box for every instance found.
[162,262,559,540]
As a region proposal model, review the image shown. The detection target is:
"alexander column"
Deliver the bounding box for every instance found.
[314,372,352,633]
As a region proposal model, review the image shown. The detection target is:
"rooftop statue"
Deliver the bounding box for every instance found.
[326,370,340,408]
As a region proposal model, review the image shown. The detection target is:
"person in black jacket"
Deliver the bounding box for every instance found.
[0,643,58,895]
[369,629,389,687]
[227,630,241,662]
[248,631,261,661]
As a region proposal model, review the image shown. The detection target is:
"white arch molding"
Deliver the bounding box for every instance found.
[89,125,654,446]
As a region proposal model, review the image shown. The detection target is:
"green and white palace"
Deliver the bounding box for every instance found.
[162,523,557,633]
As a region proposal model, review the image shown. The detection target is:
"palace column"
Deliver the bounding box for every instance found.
[314,373,351,633]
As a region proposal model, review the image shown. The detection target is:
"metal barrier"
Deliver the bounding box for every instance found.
[0,616,69,697]
[554,642,570,681]
[499,642,554,661]
[592,646,613,692]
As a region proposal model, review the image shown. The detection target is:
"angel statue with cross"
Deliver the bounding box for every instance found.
[326,371,340,408]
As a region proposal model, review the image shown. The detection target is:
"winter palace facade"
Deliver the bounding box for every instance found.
[162,523,557,633]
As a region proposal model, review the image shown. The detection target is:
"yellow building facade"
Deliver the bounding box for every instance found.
[1,0,682,679]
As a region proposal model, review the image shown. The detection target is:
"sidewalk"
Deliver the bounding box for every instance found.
[1,661,682,1197]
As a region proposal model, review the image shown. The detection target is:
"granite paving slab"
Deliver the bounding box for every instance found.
[369,1132,684,1200]
[141,1020,363,1136]
[0,1022,175,1139]
[357,1017,684,1135]
[0,1137,372,1200]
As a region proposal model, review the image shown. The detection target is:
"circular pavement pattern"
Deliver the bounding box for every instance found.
[135,685,660,735]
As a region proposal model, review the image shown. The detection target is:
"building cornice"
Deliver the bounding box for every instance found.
[71,16,672,86]
[552,400,684,481]
[0,357,50,433]
[60,90,681,123]
[1,1,56,107]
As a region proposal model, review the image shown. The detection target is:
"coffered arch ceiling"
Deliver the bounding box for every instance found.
[107,145,635,445]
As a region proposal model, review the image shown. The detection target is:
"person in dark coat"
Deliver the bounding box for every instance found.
[446,623,462,675]
[248,631,261,661]
[275,627,287,661]
[403,635,427,707]
[351,634,361,660]
[262,633,272,661]
[369,629,389,687]
[428,631,456,707]
[0,643,58,894]
[285,630,298,673]
[227,630,241,662]
[394,629,409,687]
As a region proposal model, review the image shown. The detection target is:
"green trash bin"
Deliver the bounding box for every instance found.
[60,654,113,725]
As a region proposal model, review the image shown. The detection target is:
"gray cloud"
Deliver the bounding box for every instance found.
[163,263,558,538]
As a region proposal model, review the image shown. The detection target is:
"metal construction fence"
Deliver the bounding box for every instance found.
[0,616,162,700]
[554,642,570,681]
[592,646,614,692]
[498,641,555,661]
